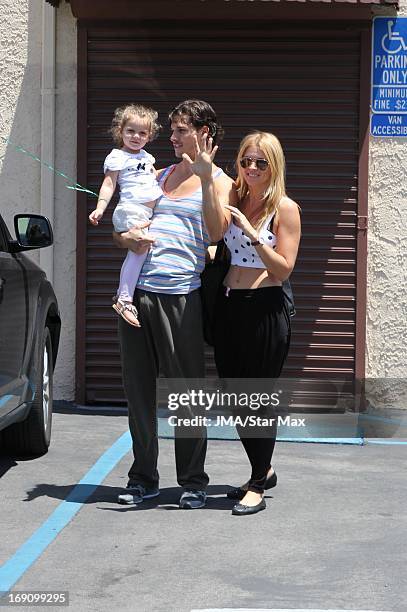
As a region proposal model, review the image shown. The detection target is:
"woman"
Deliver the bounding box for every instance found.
[186,130,301,516]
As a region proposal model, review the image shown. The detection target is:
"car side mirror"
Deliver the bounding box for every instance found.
[14,214,53,249]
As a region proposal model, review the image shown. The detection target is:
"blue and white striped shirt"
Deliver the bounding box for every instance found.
[137,165,223,294]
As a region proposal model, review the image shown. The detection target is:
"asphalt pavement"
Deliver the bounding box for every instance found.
[0,407,406,612]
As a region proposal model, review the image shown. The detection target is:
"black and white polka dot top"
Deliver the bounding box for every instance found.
[224,212,277,268]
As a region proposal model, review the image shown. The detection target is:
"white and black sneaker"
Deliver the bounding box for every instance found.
[117,483,160,505]
[179,489,207,509]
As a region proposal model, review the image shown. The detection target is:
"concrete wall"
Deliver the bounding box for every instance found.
[0,0,77,401]
[52,1,77,400]
[366,2,407,410]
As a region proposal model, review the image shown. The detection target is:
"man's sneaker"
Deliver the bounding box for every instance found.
[117,483,160,505]
[179,489,206,509]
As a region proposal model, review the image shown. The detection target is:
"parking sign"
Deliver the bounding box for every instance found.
[371,17,407,137]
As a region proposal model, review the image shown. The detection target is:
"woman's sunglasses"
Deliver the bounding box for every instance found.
[240,157,269,171]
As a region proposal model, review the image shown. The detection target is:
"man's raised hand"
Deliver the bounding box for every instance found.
[182,133,218,181]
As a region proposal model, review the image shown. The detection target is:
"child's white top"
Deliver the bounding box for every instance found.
[103,148,162,205]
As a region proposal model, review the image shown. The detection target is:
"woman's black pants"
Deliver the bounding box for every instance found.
[214,286,291,493]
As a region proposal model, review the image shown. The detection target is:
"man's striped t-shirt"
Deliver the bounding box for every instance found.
[137,165,223,295]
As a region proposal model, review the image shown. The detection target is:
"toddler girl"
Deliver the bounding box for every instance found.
[89,103,162,327]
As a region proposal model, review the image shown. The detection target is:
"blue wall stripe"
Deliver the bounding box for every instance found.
[359,413,406,425]
[365,439,407,445]
[157,417,364,445]
[0,430,132,593]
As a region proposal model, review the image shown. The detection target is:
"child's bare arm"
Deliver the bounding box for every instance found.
[112,223,155,253]
[89,170,118,225]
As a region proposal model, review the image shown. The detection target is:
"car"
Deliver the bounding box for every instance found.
[0,213,61,456]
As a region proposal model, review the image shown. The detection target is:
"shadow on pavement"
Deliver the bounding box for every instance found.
[0,456,18,477]
[22,482,275,511]
[54,401,127,417]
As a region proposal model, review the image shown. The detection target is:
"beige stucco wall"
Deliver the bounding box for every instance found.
[367,2,407,411]
[0,0,42,230]
[0,0,77,401]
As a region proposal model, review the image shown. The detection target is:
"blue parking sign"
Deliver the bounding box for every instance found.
[371,17,407,136]
[371,114,407,137]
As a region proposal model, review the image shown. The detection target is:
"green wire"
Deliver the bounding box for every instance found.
[0,136,99,198]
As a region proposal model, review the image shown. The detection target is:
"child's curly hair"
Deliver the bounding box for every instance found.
[110,104,161,146]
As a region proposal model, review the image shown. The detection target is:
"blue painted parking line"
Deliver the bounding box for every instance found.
[0,430,132,593]
[0,395,13,409]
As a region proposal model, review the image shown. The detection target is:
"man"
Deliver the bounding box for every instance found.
[113,100,235,509]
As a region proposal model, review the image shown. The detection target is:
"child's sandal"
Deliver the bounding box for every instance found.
[112,298,141,327]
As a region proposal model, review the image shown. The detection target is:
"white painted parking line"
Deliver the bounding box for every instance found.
[191,609,392,612]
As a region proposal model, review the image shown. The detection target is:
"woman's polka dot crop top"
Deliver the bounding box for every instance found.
[224,213,277,269]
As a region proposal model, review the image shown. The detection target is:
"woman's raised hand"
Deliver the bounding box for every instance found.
[224,205,259,243]
[182,133,218,181]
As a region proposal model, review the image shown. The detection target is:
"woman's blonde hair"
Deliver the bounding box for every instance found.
[110,103,161,147]
[235,131,286,228]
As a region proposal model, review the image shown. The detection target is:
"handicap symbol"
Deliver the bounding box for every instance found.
[381,20,407,54]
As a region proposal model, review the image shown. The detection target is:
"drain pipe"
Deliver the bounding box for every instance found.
[39,1,56,283]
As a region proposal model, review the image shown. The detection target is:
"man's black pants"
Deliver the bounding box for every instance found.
[118,288,209,491]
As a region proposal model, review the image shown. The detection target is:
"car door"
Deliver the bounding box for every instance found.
[0,219,27,416]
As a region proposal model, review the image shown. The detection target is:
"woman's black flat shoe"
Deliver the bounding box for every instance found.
[232,498,266,516]
[226,471,277,500]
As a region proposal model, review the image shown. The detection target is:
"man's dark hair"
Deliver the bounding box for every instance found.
[169,99,224,144]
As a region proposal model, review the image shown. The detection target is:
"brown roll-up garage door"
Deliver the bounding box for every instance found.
[77,20,367,405]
